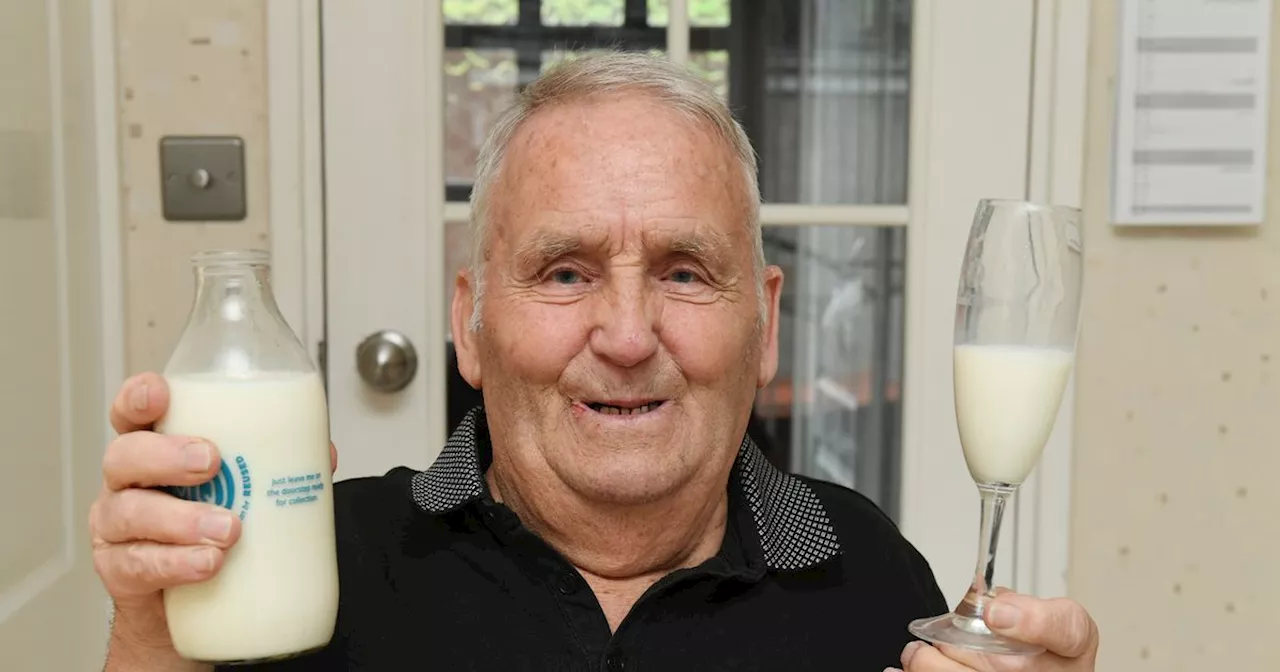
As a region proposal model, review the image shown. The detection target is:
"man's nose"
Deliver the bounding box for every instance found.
[589,275,660,368]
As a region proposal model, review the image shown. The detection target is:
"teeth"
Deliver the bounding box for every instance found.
[588,401,662,415]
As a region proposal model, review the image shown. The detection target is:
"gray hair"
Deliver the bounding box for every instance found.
[467,50,766,331]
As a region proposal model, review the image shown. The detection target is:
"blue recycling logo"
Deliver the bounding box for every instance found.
[167,455,252,521]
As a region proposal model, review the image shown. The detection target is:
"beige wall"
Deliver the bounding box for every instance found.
[111,2,1277,669]
[116,0,269,374]
[1070,1,1280,670]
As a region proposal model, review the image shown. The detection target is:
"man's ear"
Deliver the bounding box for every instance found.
[757,265,784,389]
[451,269,482,389]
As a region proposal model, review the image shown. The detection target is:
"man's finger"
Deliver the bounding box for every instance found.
[930,642,1044,672]
[985,593,1098,659]
[109,372,170,434]
[93,488,241,548]
[92,542,225,600]
[103,431,221,491]
[901,642,974,671]
[331,442,338,474]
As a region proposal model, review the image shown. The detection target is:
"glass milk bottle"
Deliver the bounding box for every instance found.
[156,249,338,664]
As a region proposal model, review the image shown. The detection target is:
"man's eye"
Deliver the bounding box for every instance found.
[549,268,582,284]
[668,269,701,284]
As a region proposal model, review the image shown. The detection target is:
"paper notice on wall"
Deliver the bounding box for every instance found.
[1111,0,1273,225]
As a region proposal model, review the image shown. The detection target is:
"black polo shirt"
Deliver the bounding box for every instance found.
[223,409,947,671]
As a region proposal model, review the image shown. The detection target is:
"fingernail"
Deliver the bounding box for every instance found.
[184,443,212,471]
[129,383,149,411]
[189,547,216,573]
[200,511,233,542]
[988,601,1021,629]
[884,668,904,672]
[901,641,923,666]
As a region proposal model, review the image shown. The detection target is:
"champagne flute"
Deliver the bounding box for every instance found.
[908,198,1084,655]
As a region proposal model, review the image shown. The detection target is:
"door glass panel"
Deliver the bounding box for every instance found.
[740,0,911,204]
[443,0,668,203]
[754,225,905,519]
[444,49,518,194]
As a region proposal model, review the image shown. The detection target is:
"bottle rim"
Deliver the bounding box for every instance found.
[191,249,271,267]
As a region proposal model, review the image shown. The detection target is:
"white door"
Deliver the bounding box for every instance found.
[0,0,120,668]
[311,0,1088,608]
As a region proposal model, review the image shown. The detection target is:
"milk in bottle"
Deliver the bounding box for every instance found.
[156,249,338,664]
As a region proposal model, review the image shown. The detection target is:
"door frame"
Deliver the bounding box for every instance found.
[269,0,1091,606]
[91,0,128,626]
[266,0,326,364]
[1016,0,1091,600]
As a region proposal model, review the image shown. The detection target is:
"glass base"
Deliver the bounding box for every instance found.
[908,612,1044,656]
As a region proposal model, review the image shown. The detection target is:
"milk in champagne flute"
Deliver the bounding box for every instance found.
[953,343,1073,486]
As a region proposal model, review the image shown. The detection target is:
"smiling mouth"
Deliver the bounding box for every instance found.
[585,400,666,416]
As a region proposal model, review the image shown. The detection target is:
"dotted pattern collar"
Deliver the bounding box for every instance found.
[409,408,842,572]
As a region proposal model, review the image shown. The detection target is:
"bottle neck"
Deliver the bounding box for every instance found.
[164,257,314,378]
[190,265,279,327]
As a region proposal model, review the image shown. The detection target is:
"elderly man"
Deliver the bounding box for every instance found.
[91,52,1098,671]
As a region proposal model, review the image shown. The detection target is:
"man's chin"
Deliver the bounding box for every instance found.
[563,463,689,506]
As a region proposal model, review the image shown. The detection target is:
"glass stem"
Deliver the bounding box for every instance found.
[955,483,1014,623]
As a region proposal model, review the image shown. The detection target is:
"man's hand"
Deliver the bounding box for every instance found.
[90,372,338,670]
[92,372,242,658]
[894,591,1099,672]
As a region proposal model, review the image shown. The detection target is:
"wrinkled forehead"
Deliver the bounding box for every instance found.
[508,220,739,273]
[486,95,753,254]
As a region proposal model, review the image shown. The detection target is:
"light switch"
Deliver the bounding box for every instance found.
[159,136,246,221]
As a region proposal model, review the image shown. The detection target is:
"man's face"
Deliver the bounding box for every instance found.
[453,94,783,506]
